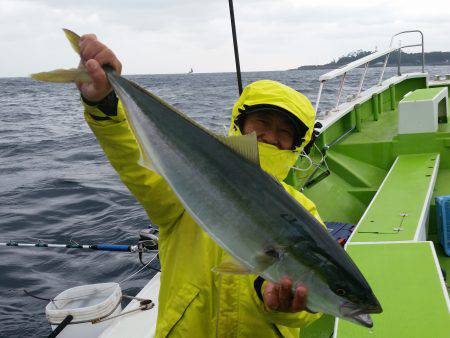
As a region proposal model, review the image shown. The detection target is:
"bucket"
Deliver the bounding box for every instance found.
[45,283,122,338]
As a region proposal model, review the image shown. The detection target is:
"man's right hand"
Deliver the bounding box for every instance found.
[77,34,122,103]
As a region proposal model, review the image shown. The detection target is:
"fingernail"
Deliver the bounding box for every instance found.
[87,62,97,71]
[297,286,307,296]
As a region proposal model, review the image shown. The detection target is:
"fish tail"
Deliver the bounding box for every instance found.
[31,68,90,83]
[62,28,81,55]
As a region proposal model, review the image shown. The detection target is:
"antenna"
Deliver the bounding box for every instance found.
[228,0,243,95]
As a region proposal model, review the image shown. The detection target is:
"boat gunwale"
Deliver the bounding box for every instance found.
[317,72,428,132]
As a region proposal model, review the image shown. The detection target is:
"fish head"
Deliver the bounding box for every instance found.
[328,278,382,327]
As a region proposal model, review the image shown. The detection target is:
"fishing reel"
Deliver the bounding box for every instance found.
[136,227,160,268]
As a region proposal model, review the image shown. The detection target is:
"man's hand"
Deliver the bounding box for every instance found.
[77,34,122,103]
[263,277,308,313]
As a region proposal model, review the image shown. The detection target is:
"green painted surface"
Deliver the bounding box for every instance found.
[290,75,450,338]
[401,87,445,102]
[336,242,450,338]
[300,76,450,230]
[301,314,334,338]
[326,151,386,188]
[293,74,450,338]
[350,153,439,242]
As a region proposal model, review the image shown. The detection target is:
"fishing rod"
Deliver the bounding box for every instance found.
[2,225,160,269]
[0,239,157,253]
[1,228,160,267]
[1,227,159,251]
[228,0,243,95]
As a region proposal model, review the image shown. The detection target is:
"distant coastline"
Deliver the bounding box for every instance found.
[295,50,450,70]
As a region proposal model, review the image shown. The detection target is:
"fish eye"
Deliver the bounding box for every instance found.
[336,288,346,296]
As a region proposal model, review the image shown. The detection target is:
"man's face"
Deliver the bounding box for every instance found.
[241,110,295,150]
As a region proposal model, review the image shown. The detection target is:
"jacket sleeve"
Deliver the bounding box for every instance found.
[83,98,185,229]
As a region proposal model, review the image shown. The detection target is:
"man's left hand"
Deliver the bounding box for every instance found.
[263,277,308,313]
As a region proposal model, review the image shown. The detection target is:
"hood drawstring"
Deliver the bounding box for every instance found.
[289,151,314,173]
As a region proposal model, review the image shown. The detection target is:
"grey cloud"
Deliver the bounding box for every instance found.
[1,0,449,76]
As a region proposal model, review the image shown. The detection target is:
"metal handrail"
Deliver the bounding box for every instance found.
[389,30,425,73]
[314,30,425,114]
[318,47,397,82]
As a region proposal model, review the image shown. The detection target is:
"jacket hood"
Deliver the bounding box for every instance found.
[227,80,316,181]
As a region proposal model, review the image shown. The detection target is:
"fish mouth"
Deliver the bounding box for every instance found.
[340,302,383,328]
[352,313,374,328]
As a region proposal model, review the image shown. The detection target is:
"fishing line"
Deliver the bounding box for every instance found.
[118,253,159,284]
[23,289,52,302]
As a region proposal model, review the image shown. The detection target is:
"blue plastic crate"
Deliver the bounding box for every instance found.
[435,196,450,256]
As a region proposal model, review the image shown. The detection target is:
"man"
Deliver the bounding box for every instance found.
[78,34,323,337]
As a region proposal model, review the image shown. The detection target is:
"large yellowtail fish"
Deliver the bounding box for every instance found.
[32,29,382,327]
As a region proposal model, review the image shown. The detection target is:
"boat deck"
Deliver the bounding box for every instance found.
[336,242,449,338]
[300,77,450,337]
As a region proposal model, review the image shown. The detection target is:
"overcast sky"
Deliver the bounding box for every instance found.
[1,0,449,77]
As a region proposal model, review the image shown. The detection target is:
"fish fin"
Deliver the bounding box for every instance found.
[63,28,81,55]
[217,132,259,165]
[137,147,157,172]
[212,259,252,275]
[124,113,160,174]
[251,246,284,274]
[31,68,90,83]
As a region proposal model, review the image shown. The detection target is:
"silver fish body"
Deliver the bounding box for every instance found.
[105,67,382,327]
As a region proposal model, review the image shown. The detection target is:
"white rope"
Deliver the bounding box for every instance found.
[44,253,158,303]
[92,301,154,324]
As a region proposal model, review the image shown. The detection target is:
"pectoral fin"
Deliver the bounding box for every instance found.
[213,247,282,275]
[212,260,252,275]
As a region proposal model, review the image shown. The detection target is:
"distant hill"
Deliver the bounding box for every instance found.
[297,50,450,70]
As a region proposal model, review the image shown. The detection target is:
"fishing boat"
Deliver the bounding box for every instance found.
[43,30,450,337]
[293,30,450,337]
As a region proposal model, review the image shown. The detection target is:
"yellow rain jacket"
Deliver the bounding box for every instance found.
[83,79,323,337]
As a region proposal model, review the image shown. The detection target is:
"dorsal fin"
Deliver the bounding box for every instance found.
[217,132,259,165]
